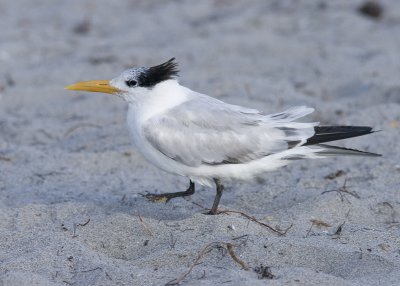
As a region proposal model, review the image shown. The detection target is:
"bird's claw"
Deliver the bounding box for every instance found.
[141,192,171,203]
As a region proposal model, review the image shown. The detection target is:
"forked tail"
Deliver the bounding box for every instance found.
[314,144,381,157]
[304,126,381,157]
[305,126,374,145]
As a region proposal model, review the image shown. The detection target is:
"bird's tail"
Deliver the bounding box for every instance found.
[314,144,381,157]
[299,125,381,157]
[304,126,375,146]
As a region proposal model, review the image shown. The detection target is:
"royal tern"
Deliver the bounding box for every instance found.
[66,58,380,214]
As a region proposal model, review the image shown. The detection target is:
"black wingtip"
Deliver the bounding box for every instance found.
[317,144,382,157]
[305,126,376,146]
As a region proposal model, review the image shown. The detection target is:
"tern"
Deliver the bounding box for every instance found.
[66,58,380,214]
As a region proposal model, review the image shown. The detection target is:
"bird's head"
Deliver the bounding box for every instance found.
[65,58,179,101]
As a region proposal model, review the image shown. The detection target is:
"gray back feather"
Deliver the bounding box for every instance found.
[143,95,315,167]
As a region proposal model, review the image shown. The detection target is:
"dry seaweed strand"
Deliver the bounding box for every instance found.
[138,214,154,237]
[77,218,91,227]
[188,200,292,236]
[165,241,221,286]
[72,218,91,238]
[226,243,249,270]
[219,209,293,236]
[321,179,360,203]
[305,219,331,237]
[63,123,101,138]
[310,219,331,228]
[187,199,207,210]
[324,170,346,180]
[166,241,248,285]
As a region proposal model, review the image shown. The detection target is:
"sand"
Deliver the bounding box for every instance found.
[0,0,399,285]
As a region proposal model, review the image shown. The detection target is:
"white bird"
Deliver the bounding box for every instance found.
[65,58,380,214]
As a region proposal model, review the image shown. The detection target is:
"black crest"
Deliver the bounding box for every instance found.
[139,58,179,87]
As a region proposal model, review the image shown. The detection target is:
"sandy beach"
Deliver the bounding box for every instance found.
[0,0,399,285]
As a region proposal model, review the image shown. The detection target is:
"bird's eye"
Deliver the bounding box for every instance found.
[126,80,138,87]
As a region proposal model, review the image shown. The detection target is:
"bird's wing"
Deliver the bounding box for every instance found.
[142,95,316,167]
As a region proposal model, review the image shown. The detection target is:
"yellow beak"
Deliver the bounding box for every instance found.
[65,80,121,94]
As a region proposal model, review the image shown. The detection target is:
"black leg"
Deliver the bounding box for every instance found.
[143,180,195,203]
[208,178,224,215]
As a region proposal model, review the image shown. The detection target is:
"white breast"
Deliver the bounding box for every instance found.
[126,80,191,173]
